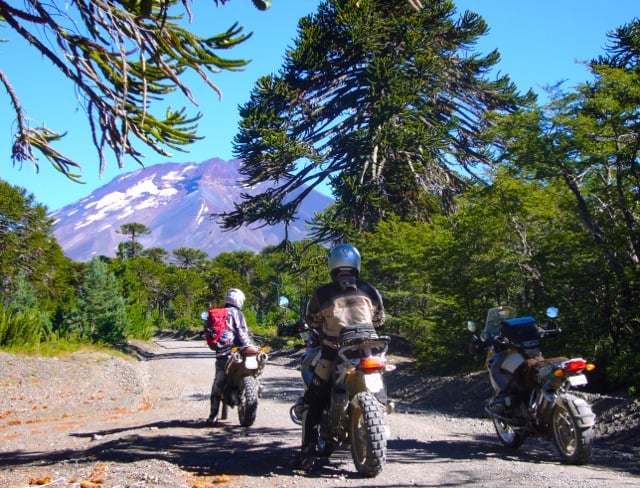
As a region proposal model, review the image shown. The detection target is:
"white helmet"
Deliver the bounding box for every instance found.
[224,288,246,309]
[328,244,361,280]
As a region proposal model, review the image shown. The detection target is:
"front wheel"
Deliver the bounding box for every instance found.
[349,392,386,477]
[289,397,303,425]
[551,395,595,464]
[238,375,259,427]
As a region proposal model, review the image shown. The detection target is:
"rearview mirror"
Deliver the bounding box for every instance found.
[467,321,477,333]
[546,306,559,319]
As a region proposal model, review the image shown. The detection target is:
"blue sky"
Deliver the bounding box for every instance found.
[1,1,638,211]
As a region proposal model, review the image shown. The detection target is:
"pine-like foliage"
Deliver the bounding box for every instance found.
[0,0,265,179]
[221,0,533,240]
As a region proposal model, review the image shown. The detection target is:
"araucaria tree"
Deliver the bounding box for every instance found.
[0,0,270,180]
[220,0,532,240]
[118,223,151,259]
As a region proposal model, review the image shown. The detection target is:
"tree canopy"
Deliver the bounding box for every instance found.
[0,180,66,304]
[0,0,270,181]
[118,222,151,259]
[219,0,533,241]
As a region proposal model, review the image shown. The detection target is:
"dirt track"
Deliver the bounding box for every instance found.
[1,338,639,487]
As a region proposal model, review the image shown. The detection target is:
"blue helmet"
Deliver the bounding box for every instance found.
[328,244,361,280]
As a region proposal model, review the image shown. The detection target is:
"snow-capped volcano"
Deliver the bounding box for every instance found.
[52,158,332,261]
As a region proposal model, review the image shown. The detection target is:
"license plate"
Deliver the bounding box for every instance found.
[364,373,384,393]
[568,374,587,387]
[245,356,258,369]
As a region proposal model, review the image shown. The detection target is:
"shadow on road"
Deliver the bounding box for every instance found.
[386,434,640,478]
[2,420,638,481]
[0,420,355,480]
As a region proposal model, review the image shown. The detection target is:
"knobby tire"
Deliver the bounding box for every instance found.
[238,375,259,427]
[552,394,594,465]
[348,391,387,477]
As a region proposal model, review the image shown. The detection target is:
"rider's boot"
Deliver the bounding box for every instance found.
[207,395,221,426]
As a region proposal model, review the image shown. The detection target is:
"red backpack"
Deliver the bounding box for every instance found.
[205,307,229,349]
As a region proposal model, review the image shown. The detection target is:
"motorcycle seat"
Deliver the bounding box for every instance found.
[242,345,261,356]
[514,356,570,389]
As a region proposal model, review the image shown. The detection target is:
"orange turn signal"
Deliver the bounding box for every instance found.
[360,357,385,371]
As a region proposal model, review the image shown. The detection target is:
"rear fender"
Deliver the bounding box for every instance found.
[346,371,388,408]
[563,394,596,428]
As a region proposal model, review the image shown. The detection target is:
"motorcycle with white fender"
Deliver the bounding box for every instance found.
[468,305,596,464]
[278,321,393,477]
[201,311,268,427]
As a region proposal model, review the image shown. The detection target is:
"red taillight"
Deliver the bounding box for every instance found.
[563,359,587,375]
[359,357,385,372]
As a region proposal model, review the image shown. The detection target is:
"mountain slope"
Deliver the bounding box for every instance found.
[52,158,332,261]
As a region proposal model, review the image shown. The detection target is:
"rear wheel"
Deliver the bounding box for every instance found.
[349,392,386,477]
[238,375,259,427]
[552,396,594,464]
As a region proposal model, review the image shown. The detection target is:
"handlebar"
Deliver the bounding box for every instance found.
[277,321,304,337]
[469,321,561,355]
[469,333,507,354]
[541,321,562,338]
[277,320,315,337]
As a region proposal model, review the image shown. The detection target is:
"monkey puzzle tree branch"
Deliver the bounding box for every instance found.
[0,0,262,180]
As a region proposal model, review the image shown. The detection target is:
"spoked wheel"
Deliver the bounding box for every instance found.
[493,417,526,449]
[348,392,386,477]
[289,398,303,425]
[552,396,594,465]
[238,375,259,427]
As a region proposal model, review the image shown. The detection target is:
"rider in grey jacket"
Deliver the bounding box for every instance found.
[207,288,253,426]
[294,244,385,469]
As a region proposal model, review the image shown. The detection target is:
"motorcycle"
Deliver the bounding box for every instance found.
[278,320,392,477]
[201,312,269,427]
[277,320,321,425]
[468,305,596,464]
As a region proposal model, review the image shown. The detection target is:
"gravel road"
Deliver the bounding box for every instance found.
[1,337,639,488]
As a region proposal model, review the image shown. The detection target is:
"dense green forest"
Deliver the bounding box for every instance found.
[1,2,640,395]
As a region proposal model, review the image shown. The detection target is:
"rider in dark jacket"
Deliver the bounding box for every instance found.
[207,288,253,426]
[294,244,385,469]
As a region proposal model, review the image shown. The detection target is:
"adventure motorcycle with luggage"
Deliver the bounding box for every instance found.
[278,320,393,477]
[201,311,268,427]
[468,305,596,464]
